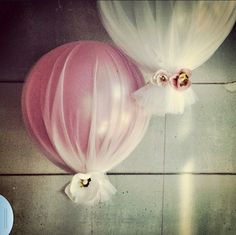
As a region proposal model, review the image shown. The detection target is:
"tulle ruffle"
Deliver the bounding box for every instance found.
[133,84,197,116]
[65,172,116,205]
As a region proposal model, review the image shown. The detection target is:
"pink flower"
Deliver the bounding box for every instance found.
[170,68,192,91]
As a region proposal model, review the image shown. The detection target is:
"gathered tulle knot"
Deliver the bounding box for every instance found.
[77,173,92,187]
[65,172,117,205]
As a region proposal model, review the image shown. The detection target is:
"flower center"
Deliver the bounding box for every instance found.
[160,75,167,82]
[179,72,189,87]
[80,178,91,188]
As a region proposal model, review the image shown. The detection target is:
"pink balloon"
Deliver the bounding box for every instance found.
[22,41,149,204]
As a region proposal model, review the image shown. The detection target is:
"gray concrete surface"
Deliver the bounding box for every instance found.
[163,176,236,235]
[0,175,163,235]
[165,85,236,173]
[0,0,235,235]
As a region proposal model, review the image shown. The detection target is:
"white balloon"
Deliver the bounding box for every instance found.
[99,1,236,115]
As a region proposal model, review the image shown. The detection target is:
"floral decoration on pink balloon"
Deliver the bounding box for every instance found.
[22,41,149,205]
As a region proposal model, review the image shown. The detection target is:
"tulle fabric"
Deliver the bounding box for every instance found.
[99,1,236,115]
[133,84,197,116]
[65,172,117,205]
[22,41,149,205]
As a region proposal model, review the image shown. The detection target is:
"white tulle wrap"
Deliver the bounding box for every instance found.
[99,1,236,115]
[65,172,116,205]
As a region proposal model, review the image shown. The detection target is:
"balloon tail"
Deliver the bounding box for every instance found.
[65,172,116,205]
